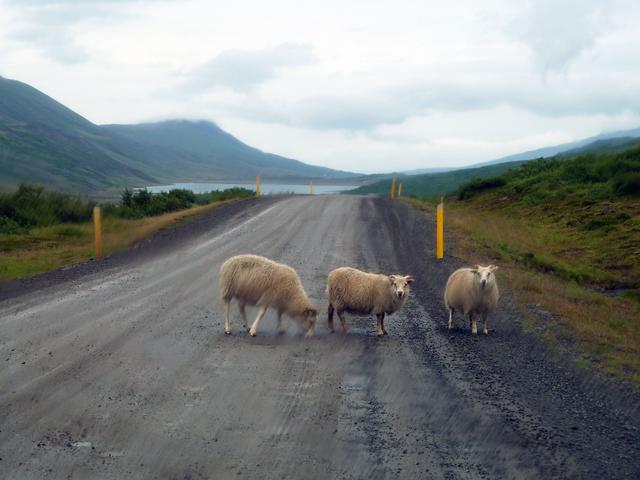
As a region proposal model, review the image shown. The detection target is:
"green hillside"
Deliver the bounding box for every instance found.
[353,136,640,199]
[454,143,640,289]
[351,160,527,198]
[0,76,355,193]
[103,120,354,182]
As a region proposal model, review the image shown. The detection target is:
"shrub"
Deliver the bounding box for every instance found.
[612,172,640,195]
[457,177,507,200]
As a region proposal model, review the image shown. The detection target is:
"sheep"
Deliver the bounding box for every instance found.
[327,267,414,337]
[444,265,499,335]
[219,254,318,337]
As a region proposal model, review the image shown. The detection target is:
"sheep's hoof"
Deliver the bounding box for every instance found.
[483,329,489,335]
[277,329,286,335]
[249,329,257,337]
[305,330,314,338]
[224,330,231,335]
[376,331,384,337]
[383,329,388,335]
[472,330,478,335]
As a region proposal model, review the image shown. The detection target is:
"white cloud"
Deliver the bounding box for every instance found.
[183,43,315,92]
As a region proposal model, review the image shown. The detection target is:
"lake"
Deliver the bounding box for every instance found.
[144,182,358,195]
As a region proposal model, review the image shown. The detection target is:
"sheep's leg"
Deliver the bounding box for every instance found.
[482,313,489,335]
[381,314,388,335]
[223,299,231,335]
[448,308,453,330]
[249,305,268,337]
[337,310,349,333]
[470,312,478,335]
[328,303,335,333]
[376,313,385,337]
[238,302,248,332]
[277,311,285,335]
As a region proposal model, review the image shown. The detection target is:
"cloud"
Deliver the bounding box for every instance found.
[0,0,157,64]
[183,43,315,92]
[216,77,640,133]
[508,0,609,72]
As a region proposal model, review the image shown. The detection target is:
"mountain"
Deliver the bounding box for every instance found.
[351,136,640,198]
[471,127,640,168]
[0,76,355,193]
[402,167,455,175]
[102,120,354,182]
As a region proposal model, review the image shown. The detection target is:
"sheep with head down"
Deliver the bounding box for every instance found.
[326,267,414,337]
[219,254,318,337]
[444,265,499,335]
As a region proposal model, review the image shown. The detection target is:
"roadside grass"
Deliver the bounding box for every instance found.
[0,201,229,281]
[404,196,640,386]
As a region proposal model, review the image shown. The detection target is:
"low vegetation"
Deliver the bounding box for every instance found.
[349,160,526,198]
[405,144,640,384]
[0,184,254,280]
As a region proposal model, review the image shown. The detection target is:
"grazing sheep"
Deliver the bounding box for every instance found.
[327,267,414,336]
[219,254,318,337]
[444,265,499,335]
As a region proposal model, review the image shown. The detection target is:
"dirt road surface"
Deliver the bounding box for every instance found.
[1,195,639,479]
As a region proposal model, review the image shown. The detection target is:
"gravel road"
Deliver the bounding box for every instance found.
[1,195,638,479]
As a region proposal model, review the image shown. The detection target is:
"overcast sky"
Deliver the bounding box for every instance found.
[1,0,639,173]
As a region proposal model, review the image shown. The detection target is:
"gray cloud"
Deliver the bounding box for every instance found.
[183,43,315,92]
[1,0,161,64]
[508,0,609,72]
[217,79,640,132]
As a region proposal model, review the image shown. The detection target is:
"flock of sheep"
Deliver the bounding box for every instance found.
[219,254,499,337]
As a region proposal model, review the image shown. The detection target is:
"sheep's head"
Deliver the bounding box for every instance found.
[471,265,498,289]
[301,307,318,336]
[388,274,414,300]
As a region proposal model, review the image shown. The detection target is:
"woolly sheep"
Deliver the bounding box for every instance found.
[219,254,318,337]
[327,267,414,337]
[444,265,499,335]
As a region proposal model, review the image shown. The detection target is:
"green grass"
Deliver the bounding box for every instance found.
[0,184,255,281]
[0,200,237,281]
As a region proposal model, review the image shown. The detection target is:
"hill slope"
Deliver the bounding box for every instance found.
[353,137,640,198]
[103,120,354,182]
[472,127,640,167]
[0,76,354,192]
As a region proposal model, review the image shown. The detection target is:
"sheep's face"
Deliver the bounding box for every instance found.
[388,275,414,300]
[472,265,498,289]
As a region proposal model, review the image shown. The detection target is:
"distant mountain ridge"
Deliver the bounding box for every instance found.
[472,127,640,167]
[0,76,356,193]
[352,135,640,198]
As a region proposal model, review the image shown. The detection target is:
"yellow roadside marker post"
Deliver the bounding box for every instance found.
[390,178,396,200]
[397,182,403,198]
[436,197,444,259]
[256,176,261,197]
[93,206,103,260]
[310,180,314,194]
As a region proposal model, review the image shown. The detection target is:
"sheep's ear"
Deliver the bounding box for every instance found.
[388,275,396,284]
[405,275,414,284]
[489,265,499,272]
[470,267,479,274]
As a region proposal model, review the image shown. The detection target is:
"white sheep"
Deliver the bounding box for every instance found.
[444,265,499,335]
[327,267,414,336]
[219,254,318,337]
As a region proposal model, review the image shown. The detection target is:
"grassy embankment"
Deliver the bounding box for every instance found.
[406,146,640,384]
[0,185,254,280]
